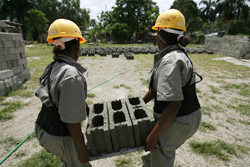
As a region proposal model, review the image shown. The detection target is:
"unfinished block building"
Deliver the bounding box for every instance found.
[0,32,30,96]
[86,97,155,157]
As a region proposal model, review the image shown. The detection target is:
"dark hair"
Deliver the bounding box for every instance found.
[52,38,78,55]
[159,29,191,47]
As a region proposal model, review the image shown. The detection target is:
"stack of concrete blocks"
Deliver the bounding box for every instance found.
[0,70,21,96]
[204,35,250,59]
[0,32,30,83]
[86,97,155,157]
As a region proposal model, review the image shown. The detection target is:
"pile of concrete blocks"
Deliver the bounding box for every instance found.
[86,97,155,157]
[204,35,250,59]
[124,51,134,60]
[0,33,30,84]
[0,70,21,96]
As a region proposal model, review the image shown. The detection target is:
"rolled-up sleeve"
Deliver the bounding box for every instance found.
[57,76,86,123]
[156,60,183,102]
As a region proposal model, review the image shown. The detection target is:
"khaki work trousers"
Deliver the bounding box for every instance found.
[142,109,202,167]
[35,124,92,167]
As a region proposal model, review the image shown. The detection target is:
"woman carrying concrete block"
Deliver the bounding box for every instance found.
[35,19,92,167]
[142,9,202,167]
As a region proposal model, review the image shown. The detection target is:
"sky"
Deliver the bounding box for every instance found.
[80,0,250,21]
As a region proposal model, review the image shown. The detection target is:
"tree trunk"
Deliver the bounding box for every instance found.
[225,20,231,35]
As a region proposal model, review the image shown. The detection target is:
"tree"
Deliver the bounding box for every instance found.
[111,0,159,42]
[57,0,90,30]
[90,19,97,28]
[171,0,202,33]
[0,0,38,39]
[26,9,49,42]
[216,0,249,34]
[37,0,60,25]
[111,23,131,42]
[199,0,216,23]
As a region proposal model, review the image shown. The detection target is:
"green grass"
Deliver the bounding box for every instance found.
[226,118,236,124]
[113,85,120,89]
[199,121,217,132]
[239,120,250,125]
[140,78,148,87]
[17,149,61,167]
[196,87,201,93]
[15,150,27,158]
[87,93,95,98]
[0,136,22,147]
[211,105,224,113]
[209,85,221,94]
[201,106,212,116]
[189,140,239,161]
[0,101,25,121]
[228,104,250,116]
[222,83,250,97]
[115,156,133,167]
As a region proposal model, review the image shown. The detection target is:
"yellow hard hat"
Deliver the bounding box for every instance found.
[152,9,186,32]
[47,19,86,44]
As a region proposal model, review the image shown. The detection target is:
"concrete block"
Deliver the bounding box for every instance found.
[20,40,25,47]
[0,41,3,48]
[17,58,27,65]
[0,55,5,62]
[0,33,7,40]
[6,34,13,40]
[0,81,5,90]
[22,73,31,82]
[11,60,18,67]
[0,62,8,70]
[11,65,23,73]
[13,76,19,84]
[3,41,15,48]
[23,64,28,69]
[86,102,113,157]
[15,47,25,53]
[0,88,11,96]
[0,70,14,80]
[3,48,10,54]
[107,99,135,152]
[11,84,19,91]
[244,54,250,59]
[21,68,30,76]
[14,40,20,47]
[6,60,12,68]
[125,97,155,146]
[0,48,4,55]
[5,54,17,61]
[12,33,22,40]
[4,80,11,88]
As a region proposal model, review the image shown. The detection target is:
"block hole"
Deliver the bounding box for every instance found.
[113,112,126,123]
[93,103,104,114]
[111,100,122,110]
[134,109,147,119]
[129,97,140,105]
[92,116,103,127]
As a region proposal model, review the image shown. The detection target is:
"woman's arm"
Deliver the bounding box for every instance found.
[144,101,181,151]
[67,123,90,165]
[143,89,155,104]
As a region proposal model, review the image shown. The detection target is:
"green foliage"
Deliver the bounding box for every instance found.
[228,104,250,116]
[228,19,250,35]
[171,0,202,33]
[26,9,49,42]
[209,85,221,94]
[115,156,133,167]
[0,136,22,146]
[111,23,131,41]
[17,149,61,167]
[87,93,95,98]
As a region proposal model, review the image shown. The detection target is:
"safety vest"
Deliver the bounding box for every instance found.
[149,48,202,116]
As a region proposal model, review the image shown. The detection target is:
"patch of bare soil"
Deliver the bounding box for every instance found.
[0,54,249,167]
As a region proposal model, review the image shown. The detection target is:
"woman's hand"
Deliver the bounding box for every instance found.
[144,134,158,152]
[78,149,90,165]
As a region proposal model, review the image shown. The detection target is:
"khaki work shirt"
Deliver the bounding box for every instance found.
[36,53,88,123]
[147,44,195,102]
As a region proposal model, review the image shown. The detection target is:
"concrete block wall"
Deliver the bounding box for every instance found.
[86,97,155,157]
[204,35,250,59]
[0,32,31,84]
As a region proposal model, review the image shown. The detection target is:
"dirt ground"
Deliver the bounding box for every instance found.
[0,52,250,167]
